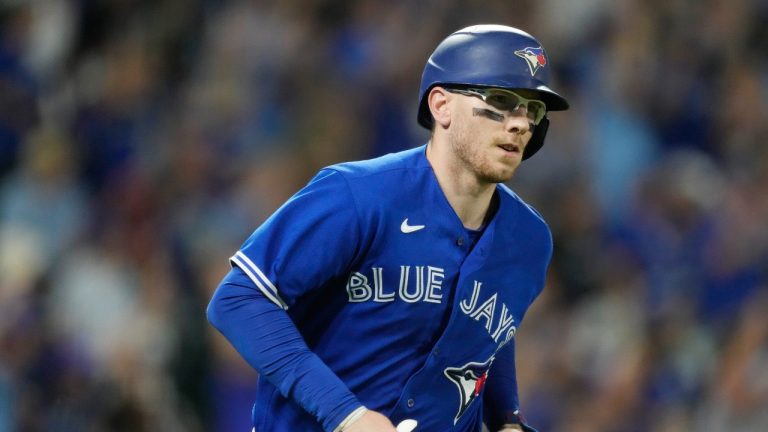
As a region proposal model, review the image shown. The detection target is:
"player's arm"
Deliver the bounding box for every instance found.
[482,340,539,432]
[486,216,552,432]
[208,169,396,432]
[209,268,397,431]
[208,266,373,430]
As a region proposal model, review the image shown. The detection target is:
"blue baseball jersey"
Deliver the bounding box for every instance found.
[222,145,551,431]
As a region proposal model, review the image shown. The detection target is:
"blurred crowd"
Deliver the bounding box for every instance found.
[1,0,767,431]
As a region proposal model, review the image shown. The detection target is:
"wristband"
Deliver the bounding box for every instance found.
[334,406,368,432]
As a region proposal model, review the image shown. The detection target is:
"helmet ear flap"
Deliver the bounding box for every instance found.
[522,116,549,160]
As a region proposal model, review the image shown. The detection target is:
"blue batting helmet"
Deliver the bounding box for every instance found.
[418,25,569,160]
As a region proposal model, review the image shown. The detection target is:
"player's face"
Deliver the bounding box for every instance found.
[445,88,539,183]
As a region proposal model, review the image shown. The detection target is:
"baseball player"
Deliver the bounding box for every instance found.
[207,24,569,432]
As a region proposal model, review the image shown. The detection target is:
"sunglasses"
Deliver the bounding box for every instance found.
[445,87,547,125]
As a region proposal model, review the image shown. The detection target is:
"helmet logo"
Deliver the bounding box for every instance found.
[514,46,547,76]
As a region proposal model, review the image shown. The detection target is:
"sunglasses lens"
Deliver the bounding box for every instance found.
[481,90,546,124]
[484,92,522,111]
[528,101,546,124]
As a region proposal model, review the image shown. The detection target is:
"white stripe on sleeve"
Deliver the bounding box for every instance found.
[230,251,289,310]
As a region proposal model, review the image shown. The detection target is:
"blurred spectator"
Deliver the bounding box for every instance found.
[0,4,40,178]
[0,126,86,294]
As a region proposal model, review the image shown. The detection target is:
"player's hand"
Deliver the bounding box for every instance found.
[345,410,397,432]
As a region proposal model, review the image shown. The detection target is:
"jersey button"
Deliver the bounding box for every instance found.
[407,398,415,408]
[456,237,464,246]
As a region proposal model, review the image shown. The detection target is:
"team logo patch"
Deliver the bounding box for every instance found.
[514,46,547,76]
[444,356,495,424]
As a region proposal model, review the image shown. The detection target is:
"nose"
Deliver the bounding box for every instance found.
[504,108,532,135]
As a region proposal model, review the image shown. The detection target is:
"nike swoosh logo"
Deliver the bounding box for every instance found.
[401,218,425,233]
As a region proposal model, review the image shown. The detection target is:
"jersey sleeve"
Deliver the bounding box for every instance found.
[207,266,363,432]
[483,340,538,432]
[230,168,361,309]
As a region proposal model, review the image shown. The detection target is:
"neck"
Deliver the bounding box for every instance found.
[425,140,496,230]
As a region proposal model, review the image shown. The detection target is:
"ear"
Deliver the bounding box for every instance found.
[427,87,452,129]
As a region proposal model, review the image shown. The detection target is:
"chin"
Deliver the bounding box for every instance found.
[494,163,521,182]
[480,168,517,184]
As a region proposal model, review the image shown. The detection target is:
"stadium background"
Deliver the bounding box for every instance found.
[1,0,767,431]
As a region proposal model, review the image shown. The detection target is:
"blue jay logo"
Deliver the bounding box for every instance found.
[444,356,495,424]
[514,46,547,76]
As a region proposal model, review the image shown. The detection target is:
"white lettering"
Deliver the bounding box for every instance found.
[346,272,372,302]
[347,266,448,305]
[460,279,518,348]
[491,304,515,343]
[504,325,517,345]
[399,265,424,303]
[424,266,445,303]
[469,293,497,332]
[460,281,482,314]
[372,267,394,302]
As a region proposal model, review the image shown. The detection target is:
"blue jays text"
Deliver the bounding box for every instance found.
[347,268,518,346]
